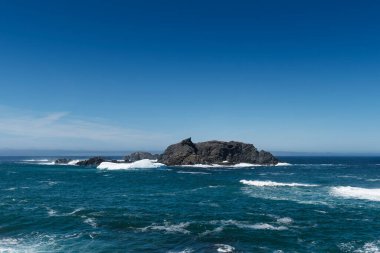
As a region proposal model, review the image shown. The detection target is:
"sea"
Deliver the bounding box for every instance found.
[0,156,379,252]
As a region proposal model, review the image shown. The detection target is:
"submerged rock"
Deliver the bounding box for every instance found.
[159,138,278,166]
[76,157,105,167]
[124,152,160,162]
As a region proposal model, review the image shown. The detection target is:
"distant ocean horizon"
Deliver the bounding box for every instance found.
[1,156,379,252]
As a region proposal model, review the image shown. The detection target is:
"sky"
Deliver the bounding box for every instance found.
[0,0,379,153]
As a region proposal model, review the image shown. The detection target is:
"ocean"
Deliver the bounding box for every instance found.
[0,156,379,252]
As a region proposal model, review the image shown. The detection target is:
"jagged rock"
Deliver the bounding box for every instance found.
[159,138,278,166]
[76,157,105,166]
[54,158,71,164]
[124,152,160,162]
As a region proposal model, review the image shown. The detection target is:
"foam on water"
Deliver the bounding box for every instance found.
[84,218,97,228]
[177,171,211,175]
[140,221,191,234]
[277,217,293,224]
[180,163,265,168]
[330,186,380,202]
[67,160,81,165]
[210,220,288,231]
[215,244,235,252]
[275,162,292,166]
[248,223,288,230]
[22,159,49,162]
[240,180,319,187]
[355,240,380,253]
[97,159,164,170]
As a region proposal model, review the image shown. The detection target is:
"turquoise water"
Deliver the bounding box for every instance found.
[0,157,379,252]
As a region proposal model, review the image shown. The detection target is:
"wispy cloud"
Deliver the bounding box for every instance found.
[0,106,172,150]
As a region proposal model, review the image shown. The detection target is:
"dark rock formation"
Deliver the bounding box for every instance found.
[54,158,71,164]
[76,157,105,166]
[124,152,160,162]
[159,138,278,166]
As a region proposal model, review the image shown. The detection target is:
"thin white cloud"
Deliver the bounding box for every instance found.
[0,106,171,150]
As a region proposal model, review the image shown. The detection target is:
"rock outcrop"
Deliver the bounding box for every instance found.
[159,138,278,166]
[54,158,71,164]
[76,157,105,166]
[124,152,159,162]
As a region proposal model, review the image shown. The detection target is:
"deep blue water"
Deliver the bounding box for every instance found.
[1,157,380,252]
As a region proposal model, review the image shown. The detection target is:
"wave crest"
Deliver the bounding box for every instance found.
[240,180,318,187]
[330,186,380,202]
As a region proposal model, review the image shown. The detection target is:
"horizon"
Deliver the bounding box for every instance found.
[1,148,380,157]
[1,0,380,153]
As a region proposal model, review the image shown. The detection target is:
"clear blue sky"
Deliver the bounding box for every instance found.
[0,0,379,153]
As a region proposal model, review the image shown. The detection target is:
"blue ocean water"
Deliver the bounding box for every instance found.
[0,156,379,252]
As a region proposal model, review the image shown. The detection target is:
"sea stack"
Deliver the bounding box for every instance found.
[158,138,279,166]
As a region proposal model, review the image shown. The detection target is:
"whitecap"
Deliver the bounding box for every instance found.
[84,218,97,228]
[97,159,164,170]
[37,162,56,165]
[210,220,287,231]
[276,217,293,224]
[275,162,292,166]
[367,179,380,182]
[240,180,319,187]
[177,171,211,175]
[179,163,263,168]
[354,240,380,253]
[68,208,85,215]
[3,187,17,191]
[67,160,81,165]
[247,223,288,230]
[215,244,235,252]
[140,221,190,234]
[180,164,224,168]
[46,207,58,217]
[330,186,380,202]
[22,159,49,162]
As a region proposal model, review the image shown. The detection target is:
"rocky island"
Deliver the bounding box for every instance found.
[55,138,279,167]
[159,138,278,166]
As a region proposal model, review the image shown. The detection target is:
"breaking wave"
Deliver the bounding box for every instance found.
[240,180,319,187]
[97,159,164,170]
[330,186,380,202]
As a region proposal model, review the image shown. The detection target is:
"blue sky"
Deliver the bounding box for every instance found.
[0,0,379,153]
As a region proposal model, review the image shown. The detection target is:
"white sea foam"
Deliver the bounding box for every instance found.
[47,207,58,217]
[177,171,211,175]
[354,240,380,253]
[367,179,380,182]
[84,218,97,228]
[97,159,164,170]
[210,220,287,231]
[248,223,288,230]
[68,208,85,215]
[22,159,49,162]
[67,160,81,165]
[240,180,319,187]
[330,186,380,202]
[180,163,264,168]
[215,244,235,252]
[0,238,20,253]
[180,164,223,168]
[140,221,190,234]
[277,217,293,224]
[275,162,292,166]
[37,161,56,165]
